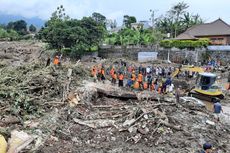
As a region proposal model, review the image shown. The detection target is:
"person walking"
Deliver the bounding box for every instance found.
[213,99,223,122]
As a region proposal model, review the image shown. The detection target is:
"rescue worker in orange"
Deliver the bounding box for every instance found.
[118,72,124,87]
[91,66,97,82]
[143,82,148,90]
[133,80,140,90]
[131,71,136,85]
[53,55,59,65]
[110,67,115,77]
[137,71,143,89]
[111,71,117,84]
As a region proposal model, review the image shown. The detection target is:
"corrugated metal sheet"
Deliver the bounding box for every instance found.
[207,45,230,51]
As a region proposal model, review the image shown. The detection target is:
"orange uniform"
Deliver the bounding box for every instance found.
[138,74,143,82]
[143,82,148,90]
[131,73,136,81]
[53,56,59,65]
[101,69,105,75]
[119,74,124,80]
[133,81,140,89]
[91,67,97,77]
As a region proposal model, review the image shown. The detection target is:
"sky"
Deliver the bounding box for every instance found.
[0,0,229,25]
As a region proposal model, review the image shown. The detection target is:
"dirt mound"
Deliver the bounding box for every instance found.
[0,41,44,66]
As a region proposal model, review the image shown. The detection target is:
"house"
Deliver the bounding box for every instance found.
[109,26,123,34]
[131,21,151,30]
[176,19,230,45]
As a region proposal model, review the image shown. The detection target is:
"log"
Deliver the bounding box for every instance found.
[73,118,115,129]
[96,88,137,99]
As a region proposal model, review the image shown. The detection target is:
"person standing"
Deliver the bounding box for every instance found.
[154,78,159,93]
[118,72,124,87]
[101,67,106,83]
[111,71,117,84]
[53,55,59,66]
[175,86,182,103]
[137,72,143,89]
[131,71,136,85]
[91,66,97,82]
[213,99,223,122]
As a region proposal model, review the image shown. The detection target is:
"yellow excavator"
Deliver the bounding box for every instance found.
[171,65,204,78]
[188,72,224,102]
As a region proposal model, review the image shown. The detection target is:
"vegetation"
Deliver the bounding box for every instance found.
[29,24,37,33]
[105,28,164,46]
[123,15,137,28]
[0,27,19,40]
[7,20,28,35]
[38,5,106,56]
[155,2,203,38]
[160,38,210,50]
[0,20,37,40]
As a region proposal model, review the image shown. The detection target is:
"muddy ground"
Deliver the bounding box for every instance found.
[0,41,230,153]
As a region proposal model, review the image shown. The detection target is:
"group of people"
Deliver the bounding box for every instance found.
[91,63,175,94]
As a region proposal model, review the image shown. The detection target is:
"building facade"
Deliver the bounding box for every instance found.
[176,19,230,45]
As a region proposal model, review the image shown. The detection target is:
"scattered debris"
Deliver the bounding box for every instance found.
[0,42,230,152]
[0,134,7,153]
[7,130,34,153]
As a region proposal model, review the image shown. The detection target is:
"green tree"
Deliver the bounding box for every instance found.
[92,12,106,27]
[155,2,203,37]
[182,13,203,31]
[169,2,189,37]
[123,15,137,28]
[29,24,36,33]
[38,5,105,55]
[0,28,9,38]
[7,20,28,35]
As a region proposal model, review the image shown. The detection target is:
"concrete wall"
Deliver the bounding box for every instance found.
[99,46,157,60]
[99,46,230,65]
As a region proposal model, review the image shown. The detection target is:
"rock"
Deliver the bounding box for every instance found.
[138,127,150,135]
[128,126,138,134]
[131,133,142,143]
[123,119,136,127]
[206,120,215,126]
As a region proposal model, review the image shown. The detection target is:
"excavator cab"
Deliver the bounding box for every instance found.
[196,73,217,90]
[190,72,224,101]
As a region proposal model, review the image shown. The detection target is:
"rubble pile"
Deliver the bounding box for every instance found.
[38,82,230,153]
[0,41,230,153]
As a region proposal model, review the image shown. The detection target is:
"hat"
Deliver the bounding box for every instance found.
[203,143,212,150]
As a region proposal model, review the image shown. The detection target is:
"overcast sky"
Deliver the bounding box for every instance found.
[0,0,229,25]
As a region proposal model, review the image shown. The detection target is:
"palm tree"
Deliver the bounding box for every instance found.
[169,2,189,37]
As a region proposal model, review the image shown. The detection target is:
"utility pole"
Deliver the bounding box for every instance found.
[150,9,158,28]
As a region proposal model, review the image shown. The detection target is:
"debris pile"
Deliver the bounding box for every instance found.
[0,41,230,152]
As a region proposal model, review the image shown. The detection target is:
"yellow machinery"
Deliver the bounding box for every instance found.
[189,72,224,102]
[171,65,204,78]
